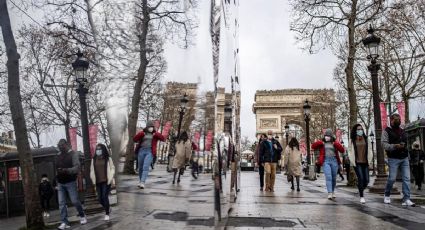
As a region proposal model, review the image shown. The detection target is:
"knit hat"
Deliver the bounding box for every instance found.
[146,120,155,128]
[324,128,333,137]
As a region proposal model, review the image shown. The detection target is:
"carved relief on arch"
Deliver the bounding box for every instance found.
[260,118,278,129]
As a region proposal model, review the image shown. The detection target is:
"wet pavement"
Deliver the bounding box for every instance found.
[2,165,425,229]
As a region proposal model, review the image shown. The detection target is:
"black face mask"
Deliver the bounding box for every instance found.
[392,121,401,128]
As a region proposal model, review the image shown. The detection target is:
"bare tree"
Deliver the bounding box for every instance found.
[289,0,386,130]
[0,0,44,227]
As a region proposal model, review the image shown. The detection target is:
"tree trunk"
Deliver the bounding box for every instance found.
[124,0,150,174]
[345,0,359,132]
[404,96,410,124]
[0,0,44,228]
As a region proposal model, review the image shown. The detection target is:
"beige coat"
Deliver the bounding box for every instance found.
[90,157,115,185]
[283,146,302,177]
[172,140,192,169]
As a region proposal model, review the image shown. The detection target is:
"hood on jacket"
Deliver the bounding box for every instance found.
[324,129,333,137]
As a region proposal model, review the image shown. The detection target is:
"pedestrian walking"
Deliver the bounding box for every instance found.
[259,131,283,192]
[283,137,302,191]
[311,129,345,200]
[191,141,199,179]
[255,134,267,191]
[348,124,370,204]
[382,114,416,206]
[55,139,87,229]
[39,174,54,218]
[172,131,192,184]
[90,143,115,221]
[133,121,166,189]
[410,141,424,190]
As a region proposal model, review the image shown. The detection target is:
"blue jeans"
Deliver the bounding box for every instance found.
[96,182,111,214]
[323,157,339,193]
[385,157,411,201]
[354,164,369,197]
[138,147,153,183]
[58,180,85,224]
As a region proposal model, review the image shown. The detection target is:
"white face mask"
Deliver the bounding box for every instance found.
[325,136,331,142]
[95,150,102,156]
[148,127,154,132]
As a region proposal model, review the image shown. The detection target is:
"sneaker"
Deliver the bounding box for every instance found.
[402,199,416,207]
[104,215,110,221]
[360,197,366,204]
[80,216,87,225]
[332,193,336,199]
[46,212,50,218]
[384,196,391,204]
[57,223,70,229]
[327,193,333,200]
[42,212,46,217]
[139,182,145,189]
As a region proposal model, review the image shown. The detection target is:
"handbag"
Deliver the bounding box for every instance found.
[287,174,293,182]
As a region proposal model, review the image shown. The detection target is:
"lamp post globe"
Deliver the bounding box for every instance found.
[72,51,90,84]
[362,26,381,60]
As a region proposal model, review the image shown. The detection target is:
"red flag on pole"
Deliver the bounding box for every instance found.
[69,128,78,151]
[205,131,214,151]
[89,125,98,157]
[396,102,406,126]
[380,103,388,129]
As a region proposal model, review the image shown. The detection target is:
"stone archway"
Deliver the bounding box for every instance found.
[252,89,336,146]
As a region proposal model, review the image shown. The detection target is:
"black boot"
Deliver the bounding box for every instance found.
[296,176,300,191]
[291,180,294,190]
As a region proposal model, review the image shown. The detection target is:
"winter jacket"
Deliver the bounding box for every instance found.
[56,150,80,184]
[283,146,302,177]
[259,138,283,163]
[133,131,166,156]
[172,140,192,169]
[348,138,369,167]
[382,126,408,159]
[39,179,54,199]
[410,149,425,166]
[311,140,344,166]
[90,156,115,185]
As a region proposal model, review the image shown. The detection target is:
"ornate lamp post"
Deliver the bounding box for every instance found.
[303,100,312,179]
[72,51,92,192]
[177,93,189,138]
[362,26,388,193]
[284,124,290,145]
[370,131,376,176]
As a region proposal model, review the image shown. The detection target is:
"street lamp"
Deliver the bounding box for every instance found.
[370,131,376,176]
[284,124,290,145]
[72,51,92,193]
[177,93,189,138]
[362,26,387,193]
[303,100,312,179]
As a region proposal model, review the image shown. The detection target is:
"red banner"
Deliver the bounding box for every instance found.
[162,121,172,139]
[299,138,306,157]
[205,131,214,151]
[89,125,98,157]
[8,167,19,182]
[69,128,78,151]
[396,102,406,126]
[380,103,388,129]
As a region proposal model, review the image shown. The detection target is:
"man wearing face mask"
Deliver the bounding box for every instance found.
[382,114,416,206]
[133,121,166,189]
[259,130,283,192]
[56,139,87,229]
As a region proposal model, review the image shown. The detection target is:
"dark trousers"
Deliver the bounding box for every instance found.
[40,196,51,211]
[344,164,350,181]
[96,182,111,215]
[412,164,424,188]
[259,165,264,188]
[354,164,369,197]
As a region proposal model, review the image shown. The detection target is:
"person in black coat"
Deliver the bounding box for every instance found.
[259,130,283,192]
[39,174,54,217]
[410,141,425,190]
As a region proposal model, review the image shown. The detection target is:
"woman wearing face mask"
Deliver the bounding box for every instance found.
[348,124,369,204]
[312,129,345,200]
[133,121,165,189]
[90,143,115,221]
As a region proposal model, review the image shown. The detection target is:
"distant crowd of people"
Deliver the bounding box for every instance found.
[254,113,423,207]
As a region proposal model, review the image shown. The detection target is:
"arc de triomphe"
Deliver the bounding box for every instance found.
[252,89,336,146]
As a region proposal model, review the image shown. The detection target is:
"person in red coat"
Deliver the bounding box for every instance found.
[133,121,165,189]
[311,129,345,200]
